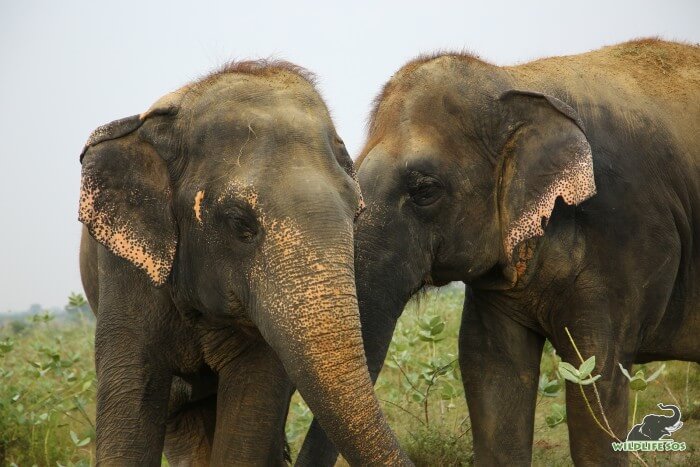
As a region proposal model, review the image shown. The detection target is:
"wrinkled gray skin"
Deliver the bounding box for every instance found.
[299,40,699,466]
[626,404,683,441]
[79,62,410,466]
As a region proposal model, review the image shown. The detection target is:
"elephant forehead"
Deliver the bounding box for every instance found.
[215,181,259,208]
[189,74,329,125]
[187,107,331,165]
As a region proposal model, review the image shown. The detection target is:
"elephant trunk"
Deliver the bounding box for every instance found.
[296,222,421,466]
[658,403,682,427]
[249,218,410,466]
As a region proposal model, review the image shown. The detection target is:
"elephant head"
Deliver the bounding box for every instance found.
[352,54,596,341]
[627,403,683,441]
[79,61,408,465]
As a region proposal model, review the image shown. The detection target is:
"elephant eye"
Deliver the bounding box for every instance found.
[223,207,259,243]
[406,171,444,207]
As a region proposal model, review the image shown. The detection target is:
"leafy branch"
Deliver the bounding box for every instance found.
[560,327,648,467]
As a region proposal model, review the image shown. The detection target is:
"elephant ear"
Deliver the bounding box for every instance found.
[497,90,596,266]
[79,91,184,286]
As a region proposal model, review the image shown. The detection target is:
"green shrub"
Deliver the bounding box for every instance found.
[2,289,697,466]
[0,299,95,466]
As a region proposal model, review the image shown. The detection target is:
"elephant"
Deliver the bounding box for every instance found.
[626,404,683,441]
[298,39,699,466]
[78,60,411,466]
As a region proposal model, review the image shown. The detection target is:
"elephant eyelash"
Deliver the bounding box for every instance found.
[405,171,445,207]
[226,214,259,241]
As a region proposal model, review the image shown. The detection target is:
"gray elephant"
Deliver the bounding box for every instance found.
[298,39,699,466]
[79,61,410,466]
[626,404,683,441]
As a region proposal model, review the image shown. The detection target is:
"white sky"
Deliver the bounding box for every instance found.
[1,1,698,311]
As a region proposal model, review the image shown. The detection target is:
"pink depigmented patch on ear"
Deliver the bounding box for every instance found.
[79,175,175,285]
[194,190,205,224]
[504,141,596,261]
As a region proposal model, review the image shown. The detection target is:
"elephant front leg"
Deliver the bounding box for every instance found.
[164,377,217,467]
[459,290,544,466]
[210,340,294,466]
[554,326,630,466]
[95,323,173,465]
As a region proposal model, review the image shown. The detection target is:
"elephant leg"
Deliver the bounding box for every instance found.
[553,323,630,466]
[94,320,173,465]
[210,340,293,466]
[163,378,216,467]
[459,288,544,466]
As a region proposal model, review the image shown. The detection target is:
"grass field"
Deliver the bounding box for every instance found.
[1,289,698,466]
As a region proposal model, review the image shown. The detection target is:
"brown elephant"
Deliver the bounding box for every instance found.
[79,61,410,466]
[298,39,699,466]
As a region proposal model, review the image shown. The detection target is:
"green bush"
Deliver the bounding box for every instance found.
[287,286,699,466]
[2,290,697,466]
[0,300,95,466]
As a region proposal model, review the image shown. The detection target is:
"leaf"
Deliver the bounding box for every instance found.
[618,363,632,381]
[430,322,445,335]
[70,430,80,445]
[545,403,566,427]
[77,437,91,447]
[543,339,554,354]
[429,316,442,328]
[629,377,648,391]
[418,332,435,342]
[441,382,456,400]
[578,356,595,378]
[578,374,602,386]
[541,379,561,396]
[557,362,580,383]
[645,364,666,383]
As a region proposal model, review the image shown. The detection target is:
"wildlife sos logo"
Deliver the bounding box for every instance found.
[612,403,687,452]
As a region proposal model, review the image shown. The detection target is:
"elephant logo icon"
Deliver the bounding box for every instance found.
[626,403,683,441]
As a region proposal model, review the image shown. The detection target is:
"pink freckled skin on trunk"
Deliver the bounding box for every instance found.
[248,214,406,465]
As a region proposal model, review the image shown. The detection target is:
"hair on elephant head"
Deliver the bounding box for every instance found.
[79,61,410,466]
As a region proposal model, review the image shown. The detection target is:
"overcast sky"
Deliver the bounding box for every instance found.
[0,1,698,311]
